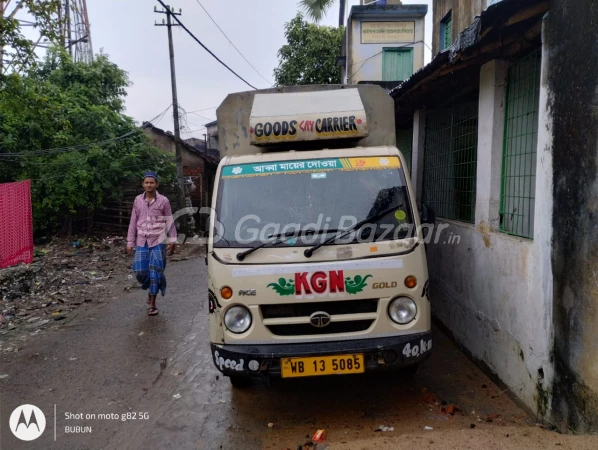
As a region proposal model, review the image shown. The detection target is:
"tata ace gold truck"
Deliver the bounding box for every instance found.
[207,85,434,387]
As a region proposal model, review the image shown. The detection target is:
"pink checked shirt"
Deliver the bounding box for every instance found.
[127,191,178,248]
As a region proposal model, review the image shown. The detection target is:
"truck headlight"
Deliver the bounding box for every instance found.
[388,297,417,324]
[224,306,252,334]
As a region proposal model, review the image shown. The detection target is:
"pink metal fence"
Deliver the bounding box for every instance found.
[0,180,34,269]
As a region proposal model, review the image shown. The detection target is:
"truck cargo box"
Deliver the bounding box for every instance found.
[216,84,395,157]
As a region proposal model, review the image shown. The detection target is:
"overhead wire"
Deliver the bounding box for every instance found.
[0,104,173,160]
[26,161,176,181]
[185,119,207,128]
[155,0,258,90]
[148,103,173,123]
[189,111,215,122]
[193,0,272,87]
[150,104,173,126]
[181,128,206,134]
[177,105,191,133]
[0,131,140,158]
[1,135,172,167]
[182,123,205,134]
[187,106,217,113]
[178,105,213,136]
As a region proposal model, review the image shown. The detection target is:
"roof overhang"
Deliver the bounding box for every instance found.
[390,0,549,124]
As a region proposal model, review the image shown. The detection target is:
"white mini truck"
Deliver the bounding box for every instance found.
[206,85,434,387]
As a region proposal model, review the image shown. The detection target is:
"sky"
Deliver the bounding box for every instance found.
[44,0,433,139]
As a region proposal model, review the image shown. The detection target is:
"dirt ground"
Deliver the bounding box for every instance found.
[0,236,202,355]
[1,250,597,449]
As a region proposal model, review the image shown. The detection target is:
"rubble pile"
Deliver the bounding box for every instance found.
[0,235,132,352]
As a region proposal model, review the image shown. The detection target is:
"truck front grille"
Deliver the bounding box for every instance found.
[261,299,378,319]
[266,320,374,336]
[261,299,378,337]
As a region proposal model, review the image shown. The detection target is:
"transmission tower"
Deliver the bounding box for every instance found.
[59,0,93,63]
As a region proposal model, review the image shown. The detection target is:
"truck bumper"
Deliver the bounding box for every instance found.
[210,331,432,378]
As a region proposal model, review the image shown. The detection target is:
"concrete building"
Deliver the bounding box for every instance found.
[142,122,218,229]
[205,120,219,155]
[340,0,428,90]
[390,0,598,432]
[185,136,220,162]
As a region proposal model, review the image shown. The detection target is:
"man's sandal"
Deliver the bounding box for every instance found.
[148,307,159,316]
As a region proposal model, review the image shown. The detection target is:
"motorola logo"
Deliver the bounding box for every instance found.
[10,404,46,441]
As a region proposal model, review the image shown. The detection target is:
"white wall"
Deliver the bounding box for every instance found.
[428,219,552,415]
[415,54,554,417]
[349,14,426,84]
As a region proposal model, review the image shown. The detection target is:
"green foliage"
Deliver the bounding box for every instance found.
[298,0,336,23]
[0,48,176,234]
[1,0,62,75]
[274,14,343,87]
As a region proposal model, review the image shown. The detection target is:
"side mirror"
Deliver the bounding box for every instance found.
[421,203,436,225]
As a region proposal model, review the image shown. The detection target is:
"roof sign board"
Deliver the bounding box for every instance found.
[361,21,415,44]
[249,89,369,145]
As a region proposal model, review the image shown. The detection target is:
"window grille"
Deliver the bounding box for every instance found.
[423,102,479,223]
[499,48,542,238]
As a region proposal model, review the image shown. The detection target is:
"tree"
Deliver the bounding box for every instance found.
[299,0,346,27]
[0,0,62,76]
[274,14,344,87]
[0,48,176,234]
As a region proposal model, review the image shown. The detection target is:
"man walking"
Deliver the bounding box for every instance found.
[127,171,177,316]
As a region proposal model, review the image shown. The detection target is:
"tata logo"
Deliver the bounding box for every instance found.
[309,311,331,328]
[10,404,46,441]
[239,289,256,296]
[373,281,398,289]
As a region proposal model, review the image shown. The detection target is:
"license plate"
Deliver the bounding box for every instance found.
[281,354,365,378]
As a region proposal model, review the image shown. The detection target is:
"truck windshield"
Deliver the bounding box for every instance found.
[214,156,414,248]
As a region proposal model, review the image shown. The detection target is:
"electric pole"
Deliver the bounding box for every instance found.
[155,4,189,236]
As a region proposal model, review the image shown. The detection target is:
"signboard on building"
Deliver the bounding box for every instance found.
[361,21,415,44]
[249,90,369,145]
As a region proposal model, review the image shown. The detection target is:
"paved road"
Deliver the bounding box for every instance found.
[2,257,596,450]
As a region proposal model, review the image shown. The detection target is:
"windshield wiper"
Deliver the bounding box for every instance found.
[304,204,404,258]
[236,228,340,261]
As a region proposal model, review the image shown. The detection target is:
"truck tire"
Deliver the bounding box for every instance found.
[229,376,252,389]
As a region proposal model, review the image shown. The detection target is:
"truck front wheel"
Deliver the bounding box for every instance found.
[229,376,252,389]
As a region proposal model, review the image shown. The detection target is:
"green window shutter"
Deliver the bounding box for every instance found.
[382,48,413,82]
[444,16,452,49]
